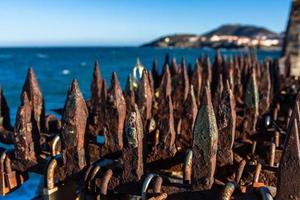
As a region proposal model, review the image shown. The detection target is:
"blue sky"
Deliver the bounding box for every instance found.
[0,0,291,46]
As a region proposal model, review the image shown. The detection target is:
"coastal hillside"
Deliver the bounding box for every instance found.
[203,24,278,38]
[142,24,282,49]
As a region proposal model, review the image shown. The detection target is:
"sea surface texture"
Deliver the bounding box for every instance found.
[0,47,280,199]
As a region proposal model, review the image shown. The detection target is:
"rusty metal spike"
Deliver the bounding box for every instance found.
[124,75,136,110]
[107,72,126,150]
[13,92,38,171]
[187,63,193,80]
[164,95,176,152]
[60,79,88,174]
[216,50,222,65]
[21,67,45,133]
[158,65,172,98]
[90,61,102,106]
[61,79,88,149]
[87,69,106,163]
[101,80,107,103]
[176,85,198,149]
[216,80,236,167]
[191,60,203,106]
[147,70,155,97]
[227,57,235,92]
[282,0,300,76]
[244,67,259,132]
[181,63,190,102]
[172,62,190,118]
[181,57,186,66]
[170,58,178,76]
[137,70,153,122]
[153,95,177,156]
[211,51,223,95]
[276,118,300,200]
[0,86,11,130]
[151,59,160,89]
[4,156,12,174]
[203,56,212,84]
[122,104,144,183]
[192,85,218,190]
[259,61,271,114]
[213,74,223,112]
[200,82,211,106]
[163,53,170,71]
[287,96,300,142]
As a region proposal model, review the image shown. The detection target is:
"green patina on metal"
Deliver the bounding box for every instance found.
[193,105,218,163]
[245,73,259,113]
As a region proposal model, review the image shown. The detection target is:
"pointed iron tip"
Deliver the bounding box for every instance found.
[21,91,30,105]
[95,60,100,67]
[201,86,212,106]
[26,67,36,81]
[69,79,82,95]
[112,72,118,82]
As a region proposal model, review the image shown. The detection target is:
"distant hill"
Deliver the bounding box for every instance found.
[203,24,279,38]
[141,34,199,48]
[141,24,282,49]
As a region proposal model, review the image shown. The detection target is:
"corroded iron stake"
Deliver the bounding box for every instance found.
[216,80,236,166]
[122,104,144,183]
[60,79,88,178]
[192,85,218,190]
[276,118,300,200]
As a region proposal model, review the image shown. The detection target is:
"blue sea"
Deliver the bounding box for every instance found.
[0,47,281,199]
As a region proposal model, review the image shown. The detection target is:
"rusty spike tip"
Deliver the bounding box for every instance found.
[24,67,40,89]
[141,69,148,79]
[21,91,30,105]
[91,60,102,99]
[102,80,107,93]
[164,64,171,75]
[111,72,121,86]
[93,61,101,78]
[201,86,212,106]
[94,60,100,68]
[70,79,80,92]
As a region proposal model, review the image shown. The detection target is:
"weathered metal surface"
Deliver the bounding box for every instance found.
[211,50,223,96]
[137,70,153,123]
[151,59,160,89]
[21,67,45,135]
[192,85,218,190]
[124,75,136,111]
[90,61,102,107]
[172,62,190,128]
[122,104,144,183]
[0,86,11,130]
[191,60,203,106]
[282,0,300,76]
[60,80,88,177]
[158,64,172,98]
[216,80,236,166]
[2,50,300,199]
[244,67,259,133]
[276,118,300,200]
[170,58,178,76]
[105,72,126,152]
[259,60,272,114]
[175,85,197,150]
[13,92,38,171]
[148,94,176,161]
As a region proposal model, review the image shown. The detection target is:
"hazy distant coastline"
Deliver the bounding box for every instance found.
[141,24,283,50]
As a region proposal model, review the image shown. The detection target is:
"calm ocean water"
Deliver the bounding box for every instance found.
[0,47,280,199]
